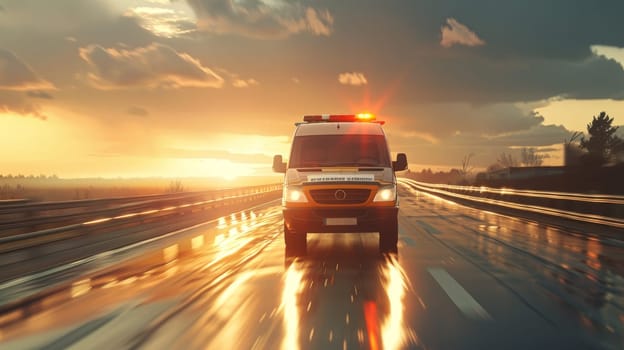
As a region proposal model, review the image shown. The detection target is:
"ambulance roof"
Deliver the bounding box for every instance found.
[294,122,385,136]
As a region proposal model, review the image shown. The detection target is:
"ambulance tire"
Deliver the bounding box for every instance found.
[379,218,398,254]
[284,223,307,253]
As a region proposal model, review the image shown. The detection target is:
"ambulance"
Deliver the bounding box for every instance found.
[273,113,408,253]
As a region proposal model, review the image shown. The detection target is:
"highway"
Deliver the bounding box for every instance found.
[0,182,623,349]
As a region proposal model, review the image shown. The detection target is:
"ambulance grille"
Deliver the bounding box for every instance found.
[309,189,371,204]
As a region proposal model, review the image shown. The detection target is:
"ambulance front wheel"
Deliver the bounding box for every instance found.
[379,218,398,254]
[284,223,307,252]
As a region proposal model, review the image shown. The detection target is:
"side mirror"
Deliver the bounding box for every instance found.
[273,154,287,173]
[392,153,408,171]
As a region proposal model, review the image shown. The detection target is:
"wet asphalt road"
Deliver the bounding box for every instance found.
[1,183,623,349]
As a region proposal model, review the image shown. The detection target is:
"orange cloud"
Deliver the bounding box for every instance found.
[440,18,485,48]
[232,78,259,88]
[286,8,334,36]
[0,49,55,91]
[338,72,368,86]
[0,93,47,120]
[125,6,195,38]
[79,43,224,89]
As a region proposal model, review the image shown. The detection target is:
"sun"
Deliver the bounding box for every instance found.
[163,158,252,181]
[222,173,238,181]
[209,159,252,181]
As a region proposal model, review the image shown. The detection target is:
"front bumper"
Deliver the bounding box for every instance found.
[283,206,398,234]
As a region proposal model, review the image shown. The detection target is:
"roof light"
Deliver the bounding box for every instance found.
[356,113,374,121]
[302,113,383,124]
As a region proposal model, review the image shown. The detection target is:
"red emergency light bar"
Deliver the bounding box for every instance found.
[302,113,384,124]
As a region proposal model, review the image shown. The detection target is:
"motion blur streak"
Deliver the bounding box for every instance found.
[70,279,91,298]
[217,217,227,228]
[191,235,204,250]
[162,244,178,263]
[281,262,304,350]
[211,230,253,264]
[381,256,408,350]
[82,217,112,225]
[585,239,602,272]
[363,301,381,350]
[209,212,257,265]
[214,272,254,316]
[404,179,624,228]
[414,181,624,204]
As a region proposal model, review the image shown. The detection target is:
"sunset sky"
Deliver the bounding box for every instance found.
[2,0,624,179]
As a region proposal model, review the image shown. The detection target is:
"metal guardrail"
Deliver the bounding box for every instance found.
[0,199,31,206]
[399,178,624,229]
[0,184,281,236]
[0,184,282,254]
[0,183,282,284]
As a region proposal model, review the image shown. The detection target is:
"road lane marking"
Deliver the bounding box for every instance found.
[427,267,492,320]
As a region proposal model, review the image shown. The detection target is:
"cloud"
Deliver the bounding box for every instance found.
[385,100,576,168]
[338,72,367,86]
[0,92,47,120]
[127,106,149,117]
[125,6,196,38]
[186,0,333,38]
[3,0,624,172]
[591,45,624,71]
[440,18,485,48]
[435,1,624,60]
[287,7,334,36]
[79,43,224,89]
[391,122,572,169]
[0,49,55,91]
[232,78,259,88]
[487,124,571,147]
[26,91,54,99]
[216,68,260,88]
[387,52,624,104]
[305,8,333,36]
[391,103,545,140]
[0,0,125,40]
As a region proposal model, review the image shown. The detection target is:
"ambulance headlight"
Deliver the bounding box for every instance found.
[373,185,397,202]
[283,186,308,204]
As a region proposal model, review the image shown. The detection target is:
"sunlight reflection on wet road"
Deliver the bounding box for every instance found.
[1,185,623,349]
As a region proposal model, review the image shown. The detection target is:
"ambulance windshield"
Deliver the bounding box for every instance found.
[289,134,391,168]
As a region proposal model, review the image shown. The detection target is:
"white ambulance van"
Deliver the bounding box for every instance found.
[273,113,408,253]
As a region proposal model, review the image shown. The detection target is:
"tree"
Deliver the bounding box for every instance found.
[564,131,584,166]
[520,147,545,167]
[580,111,623,165]
[497,152,518,168]
[168,179,185,193]
[459,153,474,177]
[566,131,583,145]
[455,153,474,184]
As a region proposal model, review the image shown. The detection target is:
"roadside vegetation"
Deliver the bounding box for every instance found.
[405,111,624,194]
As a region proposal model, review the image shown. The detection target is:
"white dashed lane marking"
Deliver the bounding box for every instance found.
[427,267,492,321]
